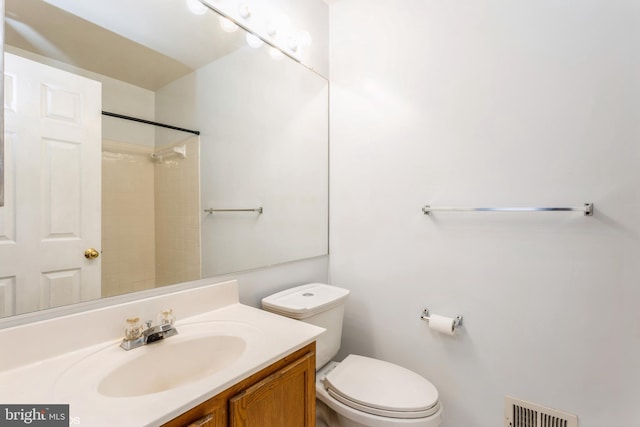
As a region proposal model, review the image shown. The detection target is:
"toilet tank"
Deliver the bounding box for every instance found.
[262,283,350,369]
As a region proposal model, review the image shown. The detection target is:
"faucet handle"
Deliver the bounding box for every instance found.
[124,317,143,340]
[145,320,153,329]
[158,308,175,326]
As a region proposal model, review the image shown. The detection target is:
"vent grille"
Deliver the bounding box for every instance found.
[505,396,578,427]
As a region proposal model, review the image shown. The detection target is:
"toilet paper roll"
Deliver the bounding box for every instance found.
[429,314,456,336]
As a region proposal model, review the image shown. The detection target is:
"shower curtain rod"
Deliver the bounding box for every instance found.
[102,111,200,136]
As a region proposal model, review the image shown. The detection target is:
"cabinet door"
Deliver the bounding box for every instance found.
[163,397,226,427]
[229,352,315,427]
[187,412,218,427]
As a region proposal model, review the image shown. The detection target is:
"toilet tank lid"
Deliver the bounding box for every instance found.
[262,283,350,319]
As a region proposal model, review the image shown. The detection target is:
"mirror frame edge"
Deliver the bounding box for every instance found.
[0,254,330,330]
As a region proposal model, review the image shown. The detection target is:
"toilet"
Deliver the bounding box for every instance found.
[262,283,444,427]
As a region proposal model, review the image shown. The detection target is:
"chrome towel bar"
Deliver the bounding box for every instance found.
[423,202,593,216]
[204,207,263,214]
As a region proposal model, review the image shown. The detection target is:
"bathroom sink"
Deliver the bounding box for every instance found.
[53,321,262,400]
[98,335,246,397]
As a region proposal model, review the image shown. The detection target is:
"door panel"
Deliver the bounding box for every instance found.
[0,53,102,315]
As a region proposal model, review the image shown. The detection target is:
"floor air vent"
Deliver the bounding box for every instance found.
[505,396,578,427]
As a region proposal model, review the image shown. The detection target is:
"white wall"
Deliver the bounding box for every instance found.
[156,44,328,279]
[101,81,155,147]
[329,1,640,426]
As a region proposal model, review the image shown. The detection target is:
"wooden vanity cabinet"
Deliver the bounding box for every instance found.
[162,342,316,427]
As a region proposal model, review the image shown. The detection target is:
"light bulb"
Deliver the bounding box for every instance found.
[239,3,251,19]
[246,33,264,48]
[186,0,207,15]
[266,20,278,37]
[219,16,239,32]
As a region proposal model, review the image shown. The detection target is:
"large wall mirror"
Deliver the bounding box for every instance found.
[0,0,328,318]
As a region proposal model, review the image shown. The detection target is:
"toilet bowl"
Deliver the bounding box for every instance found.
[262,283,444,427]
[316,358,443,427]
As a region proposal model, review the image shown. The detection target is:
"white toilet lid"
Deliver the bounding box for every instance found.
[323,355,440,419]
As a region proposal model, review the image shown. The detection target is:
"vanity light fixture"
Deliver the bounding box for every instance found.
[219,16,239,33]
[199,0,312,65]
[265,21,278,37]
[186,0,208,15]
[286,31,312,53]
[246,33,264,49]
[239,3,252,19]
[269,47,285,60]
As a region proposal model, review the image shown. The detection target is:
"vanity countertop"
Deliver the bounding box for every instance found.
[0,281,324,426]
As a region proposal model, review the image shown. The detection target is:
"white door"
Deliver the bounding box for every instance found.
[0,53,102,316]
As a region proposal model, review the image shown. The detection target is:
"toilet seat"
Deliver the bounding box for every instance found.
[322,355,440,419]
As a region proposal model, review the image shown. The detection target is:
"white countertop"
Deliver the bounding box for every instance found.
[0,281,324,427]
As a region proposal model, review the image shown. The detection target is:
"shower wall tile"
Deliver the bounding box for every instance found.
[102,140,156,297]
[154,137,201,287]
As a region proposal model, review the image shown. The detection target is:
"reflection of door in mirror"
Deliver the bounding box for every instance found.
[0,53,203,316]
[0,53,101,316]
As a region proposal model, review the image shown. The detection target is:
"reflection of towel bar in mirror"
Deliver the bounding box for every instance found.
[204,207,264,214]
[423,203,594,216]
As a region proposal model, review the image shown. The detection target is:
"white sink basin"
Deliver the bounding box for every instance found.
[53,321,261,400]
[98,335,246,397]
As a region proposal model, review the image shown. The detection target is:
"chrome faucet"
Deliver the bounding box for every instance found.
[120,315,178,351]
[143,320,178,344]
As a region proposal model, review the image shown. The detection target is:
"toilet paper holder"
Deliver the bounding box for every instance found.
[420,308,463,329]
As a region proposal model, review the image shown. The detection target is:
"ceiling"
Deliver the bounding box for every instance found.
[5,0,246,91]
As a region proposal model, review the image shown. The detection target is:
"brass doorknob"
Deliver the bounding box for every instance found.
[84,248,100,259]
